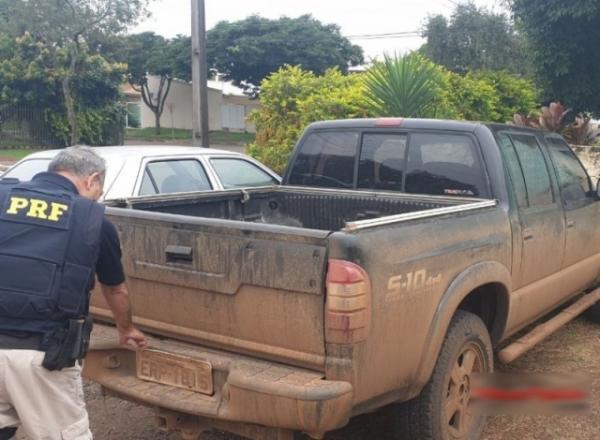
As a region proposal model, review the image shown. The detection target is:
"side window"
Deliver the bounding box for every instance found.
[545,136,592,207]
[357,134,407,191]
[210,158,278,189]
[139,169,157,196]
[405,133,488,197]
[287,131,359,189]
[509,134,554,206]
[497,133,528,208]
[138,159,212,196]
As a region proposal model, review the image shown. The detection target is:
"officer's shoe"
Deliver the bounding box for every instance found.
[0,427,17,440]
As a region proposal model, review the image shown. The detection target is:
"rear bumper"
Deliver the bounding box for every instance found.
[83,324,353,433]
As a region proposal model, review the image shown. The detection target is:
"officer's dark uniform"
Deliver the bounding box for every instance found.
[0,172,104,336]
[0,172,125,437]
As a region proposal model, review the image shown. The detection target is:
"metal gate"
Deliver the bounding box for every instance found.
[221,104,246,131]
[0,105,60,147]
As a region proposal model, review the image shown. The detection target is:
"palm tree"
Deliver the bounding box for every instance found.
[364,53,446,118]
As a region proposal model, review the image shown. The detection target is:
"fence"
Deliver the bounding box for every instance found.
[0,105,62,148]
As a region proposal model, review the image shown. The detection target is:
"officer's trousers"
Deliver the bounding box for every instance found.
[0,350,92,440]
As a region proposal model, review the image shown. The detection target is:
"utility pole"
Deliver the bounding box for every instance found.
[191,0,210,147]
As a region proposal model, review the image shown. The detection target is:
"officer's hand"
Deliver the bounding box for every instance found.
[119,326,149,349]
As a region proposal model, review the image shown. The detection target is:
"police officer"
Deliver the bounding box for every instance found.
[0,147,148,439]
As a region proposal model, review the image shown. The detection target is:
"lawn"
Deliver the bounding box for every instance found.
[125,128,255,145]
[0,148,41,160]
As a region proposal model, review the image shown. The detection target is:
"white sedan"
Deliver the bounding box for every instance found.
[2,146,280,201]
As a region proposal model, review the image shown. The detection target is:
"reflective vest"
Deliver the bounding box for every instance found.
[0,176,104,334]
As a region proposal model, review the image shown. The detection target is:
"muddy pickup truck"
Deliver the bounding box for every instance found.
[85,119,600,440]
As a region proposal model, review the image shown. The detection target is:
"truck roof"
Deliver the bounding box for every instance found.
[307,118,549,135]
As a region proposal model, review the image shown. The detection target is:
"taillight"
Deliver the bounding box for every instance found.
[374,117,403,127]
[325,259,371,344]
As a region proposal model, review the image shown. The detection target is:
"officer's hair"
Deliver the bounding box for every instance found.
[48,146,106,178]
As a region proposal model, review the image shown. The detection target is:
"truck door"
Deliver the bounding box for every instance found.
[503,133,565,285]
[545,135,600,289]
[498,132,566,327]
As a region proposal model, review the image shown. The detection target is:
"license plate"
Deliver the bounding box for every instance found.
[136,350,213,395]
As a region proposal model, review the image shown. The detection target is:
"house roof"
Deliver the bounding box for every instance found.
[121,82,141,98]
[120,76,248,99]
[207,79,247,97]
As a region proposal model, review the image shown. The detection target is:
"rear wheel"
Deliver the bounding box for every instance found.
[392,310,493,440]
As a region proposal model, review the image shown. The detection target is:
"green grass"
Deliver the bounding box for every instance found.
[209,131,256,144]
[0,138,38,148]
[0,148,42,159]
[125,128,255,144]
[125,127,192,141]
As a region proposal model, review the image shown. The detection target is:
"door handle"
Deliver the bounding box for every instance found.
[567,220,576,229]
[165,245,193,263]
[523,229,534,241]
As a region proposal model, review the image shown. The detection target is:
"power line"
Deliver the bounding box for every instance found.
[346,31,422,40]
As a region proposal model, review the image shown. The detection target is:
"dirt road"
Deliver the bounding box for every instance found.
[80,317,600,440]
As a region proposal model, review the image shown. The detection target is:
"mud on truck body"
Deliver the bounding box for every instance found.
[84,119,600,440]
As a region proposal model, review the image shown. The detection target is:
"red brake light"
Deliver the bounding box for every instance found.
[326,260,371,344]
[375,118,404,127]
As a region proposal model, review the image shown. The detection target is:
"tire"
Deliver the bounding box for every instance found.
[584,301,600,323]
[391,310,493,440]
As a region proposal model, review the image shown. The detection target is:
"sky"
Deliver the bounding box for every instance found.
[132,0,506,60]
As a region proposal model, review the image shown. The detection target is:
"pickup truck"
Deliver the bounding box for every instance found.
[85,118,600,440]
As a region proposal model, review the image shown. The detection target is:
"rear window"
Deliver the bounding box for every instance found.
[358,134,407,191]
[210,158,278,188]
[3,159,51,181]
[405,133,488,197]
[287,129,489,197]
[288,131,359,188]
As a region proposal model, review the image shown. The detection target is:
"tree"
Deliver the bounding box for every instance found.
[0,32,128,146]
[423,3,531,75]
[0,0,150,145]
[206,15,364,87]
[509,0,600,114]
[122,32,192,134]
[364,53,454,118]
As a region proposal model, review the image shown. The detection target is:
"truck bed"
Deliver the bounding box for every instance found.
[93,187,496,371]
[110,186,476,231]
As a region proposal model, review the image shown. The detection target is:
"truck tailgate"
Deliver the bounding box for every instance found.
[91,209,330,369]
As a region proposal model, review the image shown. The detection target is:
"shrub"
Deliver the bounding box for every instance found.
[513,102,600,145]
[444,71,500,122]
[50,103,125,146]
[470,71,538,122]
[364,53,455,118]
[249,59,541,173]
[248,66,371,173]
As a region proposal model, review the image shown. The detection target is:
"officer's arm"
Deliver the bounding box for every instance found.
[100,282,148,348]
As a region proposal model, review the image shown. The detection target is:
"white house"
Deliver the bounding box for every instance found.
[123,76,260,133]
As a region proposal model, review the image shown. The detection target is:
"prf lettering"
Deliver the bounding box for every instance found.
[6,197,69,221]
